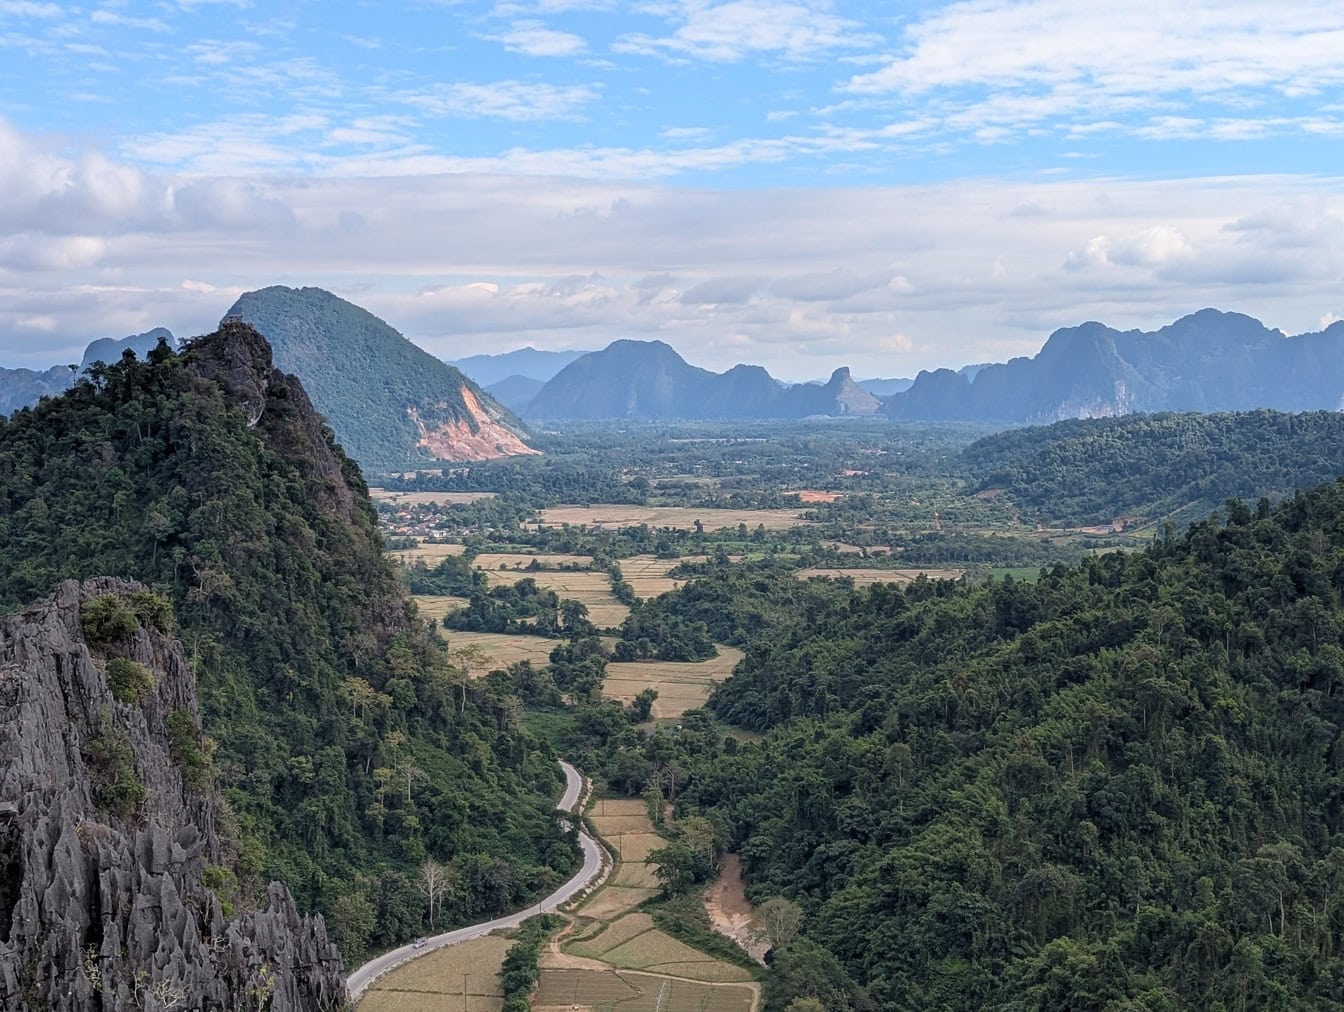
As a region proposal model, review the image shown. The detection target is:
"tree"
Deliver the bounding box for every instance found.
[419,858,448,928]
[649,842,710,897]
[326,891,376,960]
[759,897,803,950]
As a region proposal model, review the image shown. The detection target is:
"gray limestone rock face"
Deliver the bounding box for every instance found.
[0,578,346,1011]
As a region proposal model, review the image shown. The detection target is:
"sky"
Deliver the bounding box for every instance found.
[2,0,1343,380]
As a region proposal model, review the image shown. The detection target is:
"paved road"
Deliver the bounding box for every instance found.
[346,759,602,1002]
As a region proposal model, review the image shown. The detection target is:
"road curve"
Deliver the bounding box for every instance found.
[346,759,603,1002]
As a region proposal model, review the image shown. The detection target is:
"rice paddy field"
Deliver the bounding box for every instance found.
[386,541,468,566]
[534,505,809,532]
[440,631,564,674]
[482,569,630,628]
[410,595,468,623]
[356,935,509,1011]
[532,970,755,1012]
[475,552,595,570]
[794,567,966,585]
[603,647,745,719]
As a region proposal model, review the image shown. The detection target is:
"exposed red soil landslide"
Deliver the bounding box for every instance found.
[411,385,541,462]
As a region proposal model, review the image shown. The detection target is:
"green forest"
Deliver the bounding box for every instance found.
[961,410,1344,526]
[0,334,574,961]
[544,480,1344,1009]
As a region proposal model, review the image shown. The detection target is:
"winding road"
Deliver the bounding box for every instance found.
[345,760,603,1002]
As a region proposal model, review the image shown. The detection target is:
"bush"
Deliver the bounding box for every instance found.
[498,914,562,1010]
[106,657,156,705]
[83,720,146,818]
[166,709,213,790]
[129,590,174,633]
[81,595,140,647]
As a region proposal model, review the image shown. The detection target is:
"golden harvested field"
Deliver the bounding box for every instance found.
[603,647,745,719]
[577,885,658,919]
[370,490,498,506]
[820,540,890,555]
[533,969,755,1012]
[570,913,657,958]
[611,862,661,889]
[535,505,809,532]
[475,552,594,570]
[411,595,468,624]
[442,632,560,674]
[357,935,509,1011]
[620,555,702,599]
[386,541,468,565]
[602,932,754,982]
[795,567,965,585]
[482,570,630,628]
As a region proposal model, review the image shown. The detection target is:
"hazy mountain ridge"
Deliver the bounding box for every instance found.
[226,286,537,471]
[884,309,1344,422]
[524,339,880,420]
[485,373,548,413]
[0,329,178,415]
[449,346,589,386]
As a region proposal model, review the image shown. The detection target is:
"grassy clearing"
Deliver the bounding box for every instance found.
[620,554,708,599]
[794,567,965,585]
[370,490,498,506]
[534,505,809,532]
[533,969,755,1011]
[357,935,509,1011]
[603,647,745,719]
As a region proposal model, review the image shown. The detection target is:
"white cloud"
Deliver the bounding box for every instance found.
[616,0,876,63]
[399,80,600,121]
[499,19,587,56]
[0,2,62,16]
[846,0,1344,138]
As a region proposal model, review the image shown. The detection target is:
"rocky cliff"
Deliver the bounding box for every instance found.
[0,579,345,1011]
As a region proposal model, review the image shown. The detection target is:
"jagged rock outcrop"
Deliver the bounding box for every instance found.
[0,579,345,1011]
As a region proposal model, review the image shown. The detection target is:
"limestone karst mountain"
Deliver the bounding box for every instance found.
[226,286,537,471]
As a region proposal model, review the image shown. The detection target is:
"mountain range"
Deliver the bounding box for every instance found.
[523,339,881,420]
[884,309,1344,423]
[225,286,537,471]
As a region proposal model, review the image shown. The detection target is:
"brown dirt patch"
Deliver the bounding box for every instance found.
[704,855,768,964]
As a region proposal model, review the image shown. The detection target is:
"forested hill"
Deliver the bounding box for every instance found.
[0,322,573,961]
[655,482,1344,1008]
[960,409,1344,526]
[227,286,537,471]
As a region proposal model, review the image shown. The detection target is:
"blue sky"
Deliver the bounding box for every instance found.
[2,0,1343,377]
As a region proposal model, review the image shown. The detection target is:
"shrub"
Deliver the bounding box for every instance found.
[166,709,213,790]
[106,657,155,705]
[83,721,146,818]
[498,914,562,1010]
[81,595,140,647]
[129,590,174,633]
